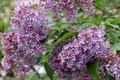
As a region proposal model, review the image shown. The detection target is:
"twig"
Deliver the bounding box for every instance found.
[93,4,106,14]
[31,66,41,78]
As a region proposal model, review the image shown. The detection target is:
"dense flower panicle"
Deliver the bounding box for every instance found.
[1,32,46,76]
[10,3,49,41]
[49,24,110,79]
[44,0,94,21]
[11,3,46,29]
[1,2,49,76]
[58,24,109,75]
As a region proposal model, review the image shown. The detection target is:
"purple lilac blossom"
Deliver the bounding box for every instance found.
[1,32,46,77]
[1,3,49,77]
[49,24,110,79]
[10,3,49,41]
[43,0,94,21]
[58,24,109,75]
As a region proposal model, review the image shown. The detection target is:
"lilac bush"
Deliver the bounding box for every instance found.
[1,0,120,80]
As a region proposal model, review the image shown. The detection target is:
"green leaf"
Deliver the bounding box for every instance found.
[105,22,119,29]
[111,43,120,50]
[105,18,120,24]
[54,32,78,46]
[0,21,5,31]
[51,23,73,31]
[105,18,120,29]
[87,59,101,80]
[38,51,49,64]
[44,62,54,80]
[57,30,69,39]
[91,18,103,24]
[59,23,74,30]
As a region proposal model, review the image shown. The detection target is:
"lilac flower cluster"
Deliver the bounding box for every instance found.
[104,53,120,80]
[1,3,48,77]
[49,24,110,79]
[10,3,49,41]
[58,24,109,73]
[44,0,94,21]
